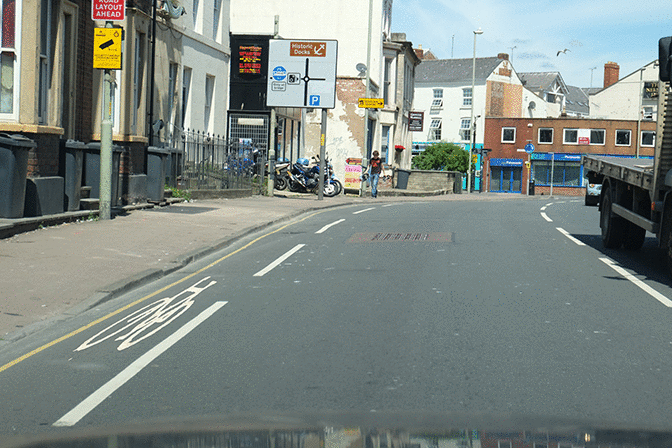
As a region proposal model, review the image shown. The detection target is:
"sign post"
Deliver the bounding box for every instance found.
[92,0,124,219]
[267,39,338,200]
[524,143,534,196]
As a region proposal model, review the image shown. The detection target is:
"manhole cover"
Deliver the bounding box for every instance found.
[347,232,454,243]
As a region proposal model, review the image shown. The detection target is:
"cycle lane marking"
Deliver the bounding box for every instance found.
[53,300,227,427]
[0,210,328,374]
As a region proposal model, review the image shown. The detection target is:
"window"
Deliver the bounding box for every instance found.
[181,66,192,129]
[431,89,443,108]
[192,0,199,29]
[463,88,472,106]
[204,75,215,131]
[460,118,471,141]
[132,32,146,134]
[616,130,631,146]
[642,131,655,147]
[213,0,221,40]
[404,62,413,107]
[643,106,654,120]
[383,57,394,105]
[498,442,511,448]
[429,118,442,141]
[381,125,390,162]
[539,128,553,144]
[0,0,16,114]
[564,128,578,144]
[38,0,50,123]
[590,129,605,145]
[546,92,556,103]
[502,127,516,143]
[168,62,178,138]
[533,160,582,186]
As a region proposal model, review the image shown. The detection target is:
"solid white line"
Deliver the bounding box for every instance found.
[53,301,228,427]
[253,244,305,277]
[315,219,345,234]
[599,257,672,307]
[541,212,553,222]
[556,227,586,246]
[353,207,375,215]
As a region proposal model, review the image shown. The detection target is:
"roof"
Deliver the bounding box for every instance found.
[565,85,590,115]
[414,57,504,83]
[518,72,567,92]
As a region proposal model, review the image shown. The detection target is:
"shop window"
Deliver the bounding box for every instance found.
[533,160,581,186]
[538,128,553,144]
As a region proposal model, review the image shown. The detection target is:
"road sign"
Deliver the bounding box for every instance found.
[92,0,125,21]
[93,28,123,70]
[266,39,338,108]
[358,98,384,108]
[524,143,535,154]
[408,111,424,131]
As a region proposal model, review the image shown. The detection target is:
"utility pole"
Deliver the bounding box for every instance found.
[99,21,115,220]
[360,0,373,197]
[267,15,280,197]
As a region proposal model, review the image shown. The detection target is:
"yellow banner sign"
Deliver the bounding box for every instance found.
[358,98,384,108]
[93,27,122,70]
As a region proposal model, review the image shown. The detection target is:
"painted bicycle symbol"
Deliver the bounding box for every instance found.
[75,277,217,352]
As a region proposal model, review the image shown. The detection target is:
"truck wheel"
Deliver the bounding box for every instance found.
[600,189,626,248]
[623,222,646,250]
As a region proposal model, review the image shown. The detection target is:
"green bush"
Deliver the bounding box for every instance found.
[411,142,469,173]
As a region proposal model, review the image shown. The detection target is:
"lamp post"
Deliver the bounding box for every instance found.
[467,28,483,194]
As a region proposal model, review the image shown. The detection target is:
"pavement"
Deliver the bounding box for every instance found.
[0,188,540,346]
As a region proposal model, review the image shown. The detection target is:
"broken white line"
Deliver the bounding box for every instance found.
[541,212,553,222]
[353,207,375,215]
[556,227,586,246]
[316,219,345,234]
[600,257,672,307]
[253,244,305,277]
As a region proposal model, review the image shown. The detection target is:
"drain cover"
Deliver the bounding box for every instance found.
[347,232,454,243]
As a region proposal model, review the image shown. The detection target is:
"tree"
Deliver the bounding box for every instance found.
[411,142,469,173]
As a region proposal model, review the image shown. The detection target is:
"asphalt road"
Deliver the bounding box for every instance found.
[3,197,672,435]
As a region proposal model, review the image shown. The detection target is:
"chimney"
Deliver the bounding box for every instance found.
[497,53,509,61]
[604,62,620,88]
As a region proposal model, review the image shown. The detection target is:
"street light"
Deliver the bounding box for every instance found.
[467,28,483,194]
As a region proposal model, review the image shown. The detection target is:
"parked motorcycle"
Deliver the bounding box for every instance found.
[288,157,339,197]
[273,160,291,190]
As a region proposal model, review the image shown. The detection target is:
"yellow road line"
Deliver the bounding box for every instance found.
[0,211,324,374]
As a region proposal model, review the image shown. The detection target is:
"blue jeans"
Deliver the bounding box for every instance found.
[370,172,380,197]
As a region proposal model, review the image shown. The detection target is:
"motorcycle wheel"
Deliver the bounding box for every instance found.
[288,179,302,192]
[332,179,343,196]
[274,176,288,190]
[323,181,337,197]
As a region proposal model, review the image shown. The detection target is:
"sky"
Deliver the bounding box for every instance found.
[391,0,672,88]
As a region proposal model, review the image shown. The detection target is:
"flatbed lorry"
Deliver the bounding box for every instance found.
[582,37,672,268]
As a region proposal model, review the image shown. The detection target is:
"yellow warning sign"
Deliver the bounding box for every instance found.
[358,98,384,108]
[93,28,122,70]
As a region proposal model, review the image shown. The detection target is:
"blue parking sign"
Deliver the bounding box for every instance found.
[309,95,321,106]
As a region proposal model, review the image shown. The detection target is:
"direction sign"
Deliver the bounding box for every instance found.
[92,0,125,21]
[266,39,338,109]
[358,98,384,108]
[93,28,123,70]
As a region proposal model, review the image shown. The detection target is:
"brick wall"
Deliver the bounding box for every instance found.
[396,169,461,191]
[26,134,60,177]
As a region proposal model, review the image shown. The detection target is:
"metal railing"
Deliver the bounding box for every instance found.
[162,129,266,193]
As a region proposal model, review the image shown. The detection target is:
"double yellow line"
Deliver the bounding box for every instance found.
[0,211,324,374]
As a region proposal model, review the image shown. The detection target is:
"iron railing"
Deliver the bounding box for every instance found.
[160,129,266,193]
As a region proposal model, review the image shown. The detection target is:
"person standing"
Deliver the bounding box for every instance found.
[368,150,385,198]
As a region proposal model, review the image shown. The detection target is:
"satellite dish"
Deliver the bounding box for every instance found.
[356,63,367,76]
[528,101,536,110]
